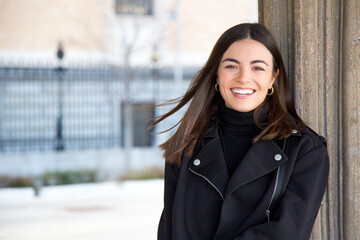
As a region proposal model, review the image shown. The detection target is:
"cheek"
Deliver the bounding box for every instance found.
[219,85,227,99]
[258,76,275,91]
[218,71,233,85]
[217,77,227,89]
[259,83,269,92]
[218,82,231,103]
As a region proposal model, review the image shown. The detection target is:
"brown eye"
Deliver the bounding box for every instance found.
[225,65,236,69]
[254,66,264,71]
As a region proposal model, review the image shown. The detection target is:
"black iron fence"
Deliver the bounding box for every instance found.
[0,61,197,152]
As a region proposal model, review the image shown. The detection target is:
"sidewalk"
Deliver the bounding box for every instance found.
[0,179,164,240]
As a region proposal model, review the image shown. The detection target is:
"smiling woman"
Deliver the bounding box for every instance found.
[217,39,279,113]
[150,23,329,240]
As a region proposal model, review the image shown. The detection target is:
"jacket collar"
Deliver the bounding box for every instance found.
[188,124,296,199]
[203,118,302,139]
[188,136,228,199]
[225,138,288,197]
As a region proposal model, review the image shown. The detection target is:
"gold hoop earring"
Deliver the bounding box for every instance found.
[215,83,219,92]
[267,87,274,96]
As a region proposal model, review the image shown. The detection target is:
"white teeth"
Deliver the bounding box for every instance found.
[231,89,255,95]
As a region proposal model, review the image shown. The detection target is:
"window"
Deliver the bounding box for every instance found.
[115,0,154,16]
[121,102,155,147]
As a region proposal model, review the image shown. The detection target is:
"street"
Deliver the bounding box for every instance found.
[0,180,164,240]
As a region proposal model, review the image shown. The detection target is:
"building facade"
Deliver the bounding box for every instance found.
[0,0,258,176]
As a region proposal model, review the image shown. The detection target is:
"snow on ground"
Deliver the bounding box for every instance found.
[0,179,164,240]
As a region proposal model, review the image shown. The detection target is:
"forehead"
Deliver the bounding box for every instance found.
[222,39,273,62]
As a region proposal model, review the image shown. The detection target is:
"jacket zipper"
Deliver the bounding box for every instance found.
[265,165,282,221]
[188,168,224,200]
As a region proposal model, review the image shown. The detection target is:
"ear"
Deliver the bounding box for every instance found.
[270,69,279,87]
[274,69,279,78]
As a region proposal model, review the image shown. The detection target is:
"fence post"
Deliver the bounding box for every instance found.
[55,43,65,151]
[123,48,133,171]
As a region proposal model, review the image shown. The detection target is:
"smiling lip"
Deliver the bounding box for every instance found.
[231,88,255,98]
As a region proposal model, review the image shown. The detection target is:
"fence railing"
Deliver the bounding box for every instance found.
[0,61,197,152]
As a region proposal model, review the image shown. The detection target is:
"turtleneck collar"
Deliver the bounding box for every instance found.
[219,101,261,135]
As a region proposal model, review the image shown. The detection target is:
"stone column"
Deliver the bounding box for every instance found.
[259,0,360,239]
[341,1,360,240]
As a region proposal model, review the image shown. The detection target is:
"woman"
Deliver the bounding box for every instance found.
[151,23,329,240]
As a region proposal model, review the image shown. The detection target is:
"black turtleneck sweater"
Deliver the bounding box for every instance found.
[219,103,261,178]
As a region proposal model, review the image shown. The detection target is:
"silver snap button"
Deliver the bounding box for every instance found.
[292,129,298,134]
[274,154,282,161]
[193,159,201,166]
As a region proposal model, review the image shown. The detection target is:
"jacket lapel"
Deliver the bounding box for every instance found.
[188,128,228,199]
[225,139,289,197]
[187,125,289,200]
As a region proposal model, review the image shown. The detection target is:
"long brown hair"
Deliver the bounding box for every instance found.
[149,23,304,165]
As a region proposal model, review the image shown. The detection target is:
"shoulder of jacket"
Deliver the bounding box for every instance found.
[287,126,326,146]
[291,126,328,160]
[299,126,327,147]
[165,161,181,176]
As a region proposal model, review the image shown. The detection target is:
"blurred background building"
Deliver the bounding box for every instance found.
[0,0,258,178]
[1,0,359,239]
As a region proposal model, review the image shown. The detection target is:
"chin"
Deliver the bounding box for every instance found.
[224,101,257,113]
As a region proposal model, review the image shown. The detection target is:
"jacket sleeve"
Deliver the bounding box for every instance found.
[233,144,329,240]
[158,162,179,240]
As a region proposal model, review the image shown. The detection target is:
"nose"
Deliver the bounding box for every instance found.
[236,67,250,83]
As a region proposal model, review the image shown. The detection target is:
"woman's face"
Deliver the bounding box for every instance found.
[217,39,278,112]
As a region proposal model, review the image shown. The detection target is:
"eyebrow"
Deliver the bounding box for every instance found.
[222,58,269,66]
[222,58,239,64]
[251,60,269,66]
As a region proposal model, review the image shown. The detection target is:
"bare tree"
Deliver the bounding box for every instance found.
[115,0,168,171]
